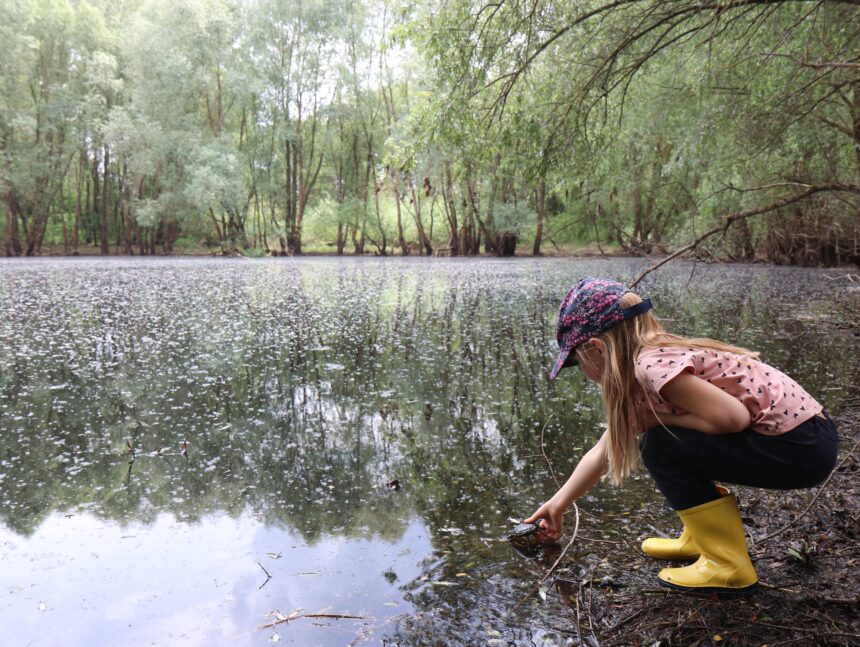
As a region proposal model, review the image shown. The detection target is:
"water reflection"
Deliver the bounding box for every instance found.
[0,258,856,645]
[1,510,430,645]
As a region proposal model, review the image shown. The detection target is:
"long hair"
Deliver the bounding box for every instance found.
[599,292,759,486]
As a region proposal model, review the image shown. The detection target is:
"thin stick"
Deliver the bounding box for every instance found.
[758,582,860,605]
[573,586,583,646]
[629,183,860,288]
[587,574,600,646]
[509,502,581,614]
[540,413,560,489]
[509,415,586,614]
[257,612,367,630]
[604,607,647,632]
[256,561,272,590]
[538,416,597,521]
[750,619,860,639]
[821,273,859,282]
[757,434,860,544]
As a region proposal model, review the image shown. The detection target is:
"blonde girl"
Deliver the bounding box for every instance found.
[525,277,837,593]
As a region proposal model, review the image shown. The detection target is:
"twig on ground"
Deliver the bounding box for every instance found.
[759,582,860,605]
[587,573,600,646]
[751,619,860,640]
[604,607,647,633]
[822,273,859,282]
[757,434,860,544]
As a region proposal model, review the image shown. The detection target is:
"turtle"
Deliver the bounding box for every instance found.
[506,520,546,541]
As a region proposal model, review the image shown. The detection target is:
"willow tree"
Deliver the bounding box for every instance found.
[0,0,81,256]
[415,0,860,263]
[245,0,350,255]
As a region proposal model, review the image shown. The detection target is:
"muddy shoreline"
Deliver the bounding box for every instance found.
[519,405,860,646]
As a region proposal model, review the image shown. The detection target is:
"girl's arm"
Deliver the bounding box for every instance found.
[656,371,751,434]
[523,430,609,540]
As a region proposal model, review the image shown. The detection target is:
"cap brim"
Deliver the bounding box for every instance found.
[550,348,577,380]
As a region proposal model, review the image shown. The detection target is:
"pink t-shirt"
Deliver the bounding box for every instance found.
[634,346,823,435]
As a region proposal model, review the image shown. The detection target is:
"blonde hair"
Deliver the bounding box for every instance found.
[597,292,759,486]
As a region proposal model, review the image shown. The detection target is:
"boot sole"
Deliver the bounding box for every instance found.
[658,579,759,596]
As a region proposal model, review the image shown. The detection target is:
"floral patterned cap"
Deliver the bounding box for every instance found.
[549,277,653,380]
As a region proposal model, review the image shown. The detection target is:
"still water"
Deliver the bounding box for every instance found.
[0,257,856,646]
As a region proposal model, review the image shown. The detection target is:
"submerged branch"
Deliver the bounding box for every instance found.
[257,610,368,631]
[629,183,860,288]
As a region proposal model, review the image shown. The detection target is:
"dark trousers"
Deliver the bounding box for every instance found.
[639,414,838,510]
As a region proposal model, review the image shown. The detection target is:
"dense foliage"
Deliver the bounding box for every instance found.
[1,0,858,262]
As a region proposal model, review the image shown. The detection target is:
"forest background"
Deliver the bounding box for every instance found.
[1,0,858,263]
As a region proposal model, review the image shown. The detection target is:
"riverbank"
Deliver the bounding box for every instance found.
[9,242,623,258]
[542,403,859,646]
[515,304,860,645]
[11,243,860,268]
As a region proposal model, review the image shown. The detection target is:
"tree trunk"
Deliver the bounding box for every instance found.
[392,178,409,256]
[290,131,301,254]
[369,162,383,255]
[482,158,500,254]
[285,138,294,254]
[101,143,110,255]
[409,176,433,255]
[461,179,479,255]
[91,151,100,246]
[3,191,23,256]
[533,178,546,256]
[336,223,345,255]
[73,149,83,254]
[443,161,460,255]
[853,80,860,181]
[360,136,373,255]
[113,178,121,253]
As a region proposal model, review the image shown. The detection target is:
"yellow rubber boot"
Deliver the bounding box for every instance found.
[658,494,758,593]
[641,486,730,561]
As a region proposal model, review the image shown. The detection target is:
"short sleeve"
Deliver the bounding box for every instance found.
[635,347,697,398]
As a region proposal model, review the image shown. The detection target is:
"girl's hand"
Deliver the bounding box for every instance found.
[524,500,564,541]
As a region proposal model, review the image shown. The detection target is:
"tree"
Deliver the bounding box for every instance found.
[1,0,79,256]
[412,0,860,262]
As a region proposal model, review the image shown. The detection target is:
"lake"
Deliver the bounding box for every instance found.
[0,257,856,646]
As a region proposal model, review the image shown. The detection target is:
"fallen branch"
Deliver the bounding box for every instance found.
[629,183,860,288]
[822,272,860,282]
[759,582,860,605]
[603,607,648,633]
[757,433,860,544]
[257,610,368,631]
[751,618,860,639]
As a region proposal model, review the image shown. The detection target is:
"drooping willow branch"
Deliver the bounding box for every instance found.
[477,0,859,125]
[629,182,860,288]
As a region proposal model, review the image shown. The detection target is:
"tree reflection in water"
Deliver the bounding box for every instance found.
[0,258,854,644]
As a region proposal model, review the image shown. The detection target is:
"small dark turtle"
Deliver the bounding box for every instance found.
[507,520,544,541]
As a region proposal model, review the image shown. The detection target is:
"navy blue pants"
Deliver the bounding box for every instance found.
[639,414,838,510]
